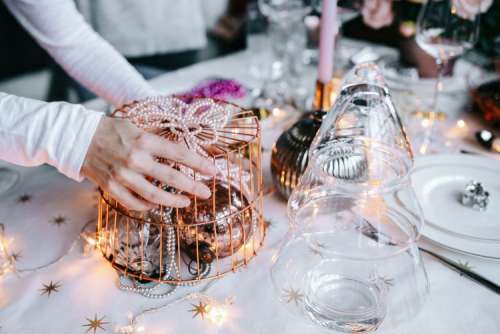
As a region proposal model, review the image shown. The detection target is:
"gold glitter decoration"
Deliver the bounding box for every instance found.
[283,288,304,305]
[51,215,67,226]
[82,314,109,333]
[10,251,22,262]
[39,281,61,297]
[17,194,32,203]
[456,260,474,275]
[189,301,210,320]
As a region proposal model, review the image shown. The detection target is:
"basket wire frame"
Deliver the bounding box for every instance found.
[97,99,266,285]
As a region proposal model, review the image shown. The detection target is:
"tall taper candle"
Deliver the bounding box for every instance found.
[318,0,338,84]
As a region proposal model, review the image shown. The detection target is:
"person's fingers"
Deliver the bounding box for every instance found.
[117,169,192,208]
[149,162,212,199]
[106,180,154,211]
[124,151,211,199]
[139,133,217,176]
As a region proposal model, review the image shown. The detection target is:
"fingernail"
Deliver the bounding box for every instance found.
[199,184,212,199]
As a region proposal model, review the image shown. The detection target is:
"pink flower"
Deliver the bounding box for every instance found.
[452,0,493,19]
[362,0,394,30]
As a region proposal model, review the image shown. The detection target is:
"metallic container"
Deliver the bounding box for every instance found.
[270,79,338,199]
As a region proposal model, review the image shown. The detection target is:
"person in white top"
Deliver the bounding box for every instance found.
[0,0,216,210]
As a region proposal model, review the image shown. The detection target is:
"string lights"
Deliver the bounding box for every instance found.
[0,224,16,276]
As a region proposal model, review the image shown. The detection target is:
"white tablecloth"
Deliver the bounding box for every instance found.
[1,39,499,334]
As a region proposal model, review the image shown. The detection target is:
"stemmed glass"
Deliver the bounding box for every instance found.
[257,0,314,107]
[414,0,480,154]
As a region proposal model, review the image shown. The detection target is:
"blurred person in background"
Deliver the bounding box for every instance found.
[50,0,248,103]
[1,0,217,210]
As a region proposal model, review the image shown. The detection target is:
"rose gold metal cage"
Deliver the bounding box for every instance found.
[96,98,265,284]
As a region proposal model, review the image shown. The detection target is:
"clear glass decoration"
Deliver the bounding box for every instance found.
[271,64,429,332]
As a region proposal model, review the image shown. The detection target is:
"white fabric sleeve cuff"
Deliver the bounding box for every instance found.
[0,93,103,182]
[60,107,103,182]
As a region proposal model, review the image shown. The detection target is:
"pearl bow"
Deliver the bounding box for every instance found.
[124,96,231,156]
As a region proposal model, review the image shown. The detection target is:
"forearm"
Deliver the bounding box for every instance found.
[0,92,102,181]
[4,0,156,106]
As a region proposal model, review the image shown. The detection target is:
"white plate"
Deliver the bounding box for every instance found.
[405,154,500,258]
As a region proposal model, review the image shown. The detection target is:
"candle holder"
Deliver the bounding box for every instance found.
[96,97,266,285]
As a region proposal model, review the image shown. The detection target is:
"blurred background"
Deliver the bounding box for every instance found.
[0,0,498,104]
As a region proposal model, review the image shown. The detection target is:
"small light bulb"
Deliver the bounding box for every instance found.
[492,138,500,153]
[421,119,431,128]
[207,305,228,326]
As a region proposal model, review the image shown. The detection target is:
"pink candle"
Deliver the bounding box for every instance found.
[318,0,338,84]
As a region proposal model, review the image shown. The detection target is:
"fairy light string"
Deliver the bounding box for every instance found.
[1,219,235,332]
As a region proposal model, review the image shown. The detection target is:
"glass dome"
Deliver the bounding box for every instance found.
[272,63,429,333]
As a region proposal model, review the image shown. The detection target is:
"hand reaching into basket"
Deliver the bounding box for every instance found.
[81,117,217,211]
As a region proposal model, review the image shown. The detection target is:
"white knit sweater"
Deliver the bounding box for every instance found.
[0,0,156,181]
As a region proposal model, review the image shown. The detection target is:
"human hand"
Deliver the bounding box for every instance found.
[81,117,217,211]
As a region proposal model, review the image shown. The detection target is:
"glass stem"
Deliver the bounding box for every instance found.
[420,58,446,155]
[431,58,445,111]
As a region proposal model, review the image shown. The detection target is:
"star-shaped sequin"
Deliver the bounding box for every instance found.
[312,240,328,249]
[10,251,22,262]
[39,281,61,296]
[189,301,210,320]
[369,273,395,289]
[17,194,32,203]
[264,219,273,229]
[309,246,325,258]
[51,215,67,226]
[456,260,474,276]
[82,314,109,333]
[283,288,304,305]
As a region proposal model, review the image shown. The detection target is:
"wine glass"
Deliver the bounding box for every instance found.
[257,0,314,106]
[414,0,480,154]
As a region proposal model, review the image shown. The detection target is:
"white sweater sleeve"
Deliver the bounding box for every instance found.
[0,92,103,181]
[3,0,157,107]
[0,0,159,181]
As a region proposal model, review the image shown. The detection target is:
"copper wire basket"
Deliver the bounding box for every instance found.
[96,97,265,284]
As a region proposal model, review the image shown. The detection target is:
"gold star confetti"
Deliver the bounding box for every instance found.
[370,273,394,288]
[82,314,109,333]
[312,240,328,249]
[456,260,474,276]
[10,251,22,262]
[17,194,32,203]
[264,219,273,229]
[283,288,304,305]
[189,301,210,320]
[309,246,324,258]
[40,281,61,296]
[51,215,67,226]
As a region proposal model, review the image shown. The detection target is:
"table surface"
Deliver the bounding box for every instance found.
[1,39,499,334]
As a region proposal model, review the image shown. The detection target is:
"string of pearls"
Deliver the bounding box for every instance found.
[118,208,211,299]
[124,96,230,157]
[115,281,221,334]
